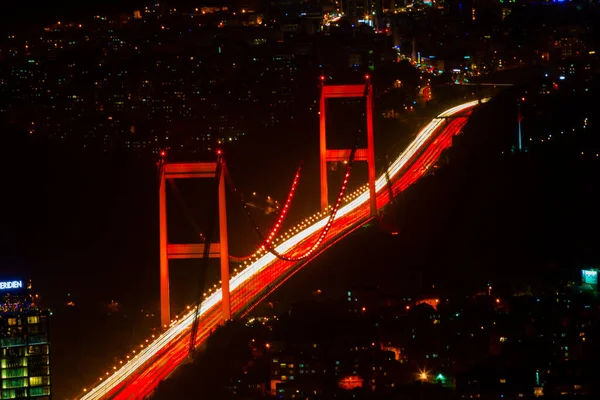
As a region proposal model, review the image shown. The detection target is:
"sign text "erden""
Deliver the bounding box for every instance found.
[0,281,23,290]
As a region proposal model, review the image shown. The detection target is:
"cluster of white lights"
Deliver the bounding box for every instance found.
[80,99,484,400]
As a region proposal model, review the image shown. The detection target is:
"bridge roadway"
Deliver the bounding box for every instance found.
[81,99,483,399]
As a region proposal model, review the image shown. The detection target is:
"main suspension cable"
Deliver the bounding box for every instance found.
[227,147,357,262]
[228,162,304,263]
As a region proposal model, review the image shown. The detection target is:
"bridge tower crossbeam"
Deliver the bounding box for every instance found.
[319,79,377,216]
[159,159,230,329]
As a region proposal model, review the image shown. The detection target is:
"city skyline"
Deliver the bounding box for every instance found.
[1,0,600,398]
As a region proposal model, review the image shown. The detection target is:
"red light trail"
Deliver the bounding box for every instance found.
[233,149,357,262]
[80,100,483,400]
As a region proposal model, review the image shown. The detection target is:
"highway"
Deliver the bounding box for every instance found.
[80,99,483,400]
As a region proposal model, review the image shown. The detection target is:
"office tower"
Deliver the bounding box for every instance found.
[0,280,51,399]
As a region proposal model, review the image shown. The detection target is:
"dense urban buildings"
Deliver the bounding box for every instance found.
[1,1,598,157]
[153,267,600,399]
[1,0,600,399]
[0,280,51,399]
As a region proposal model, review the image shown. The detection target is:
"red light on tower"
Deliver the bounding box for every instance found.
[365,74,370,80]
[216,149,222,156]
[160,150,166,157]
[320,75,326,81]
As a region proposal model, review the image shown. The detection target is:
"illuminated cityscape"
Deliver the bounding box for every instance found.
[1,0,600,399]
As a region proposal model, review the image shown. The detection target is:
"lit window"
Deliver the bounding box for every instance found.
[30,376,44,386]
[1,368,26,379]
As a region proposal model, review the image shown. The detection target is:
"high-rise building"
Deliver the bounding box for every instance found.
[0,279,51,399]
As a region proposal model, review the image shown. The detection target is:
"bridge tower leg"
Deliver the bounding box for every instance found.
[366,82,376,217]
[218,164,231,321]
[159,164,169,330]
[159,157,231,330]
[319,77,377,216]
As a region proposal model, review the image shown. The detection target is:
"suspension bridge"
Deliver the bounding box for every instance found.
[80,80,487,398]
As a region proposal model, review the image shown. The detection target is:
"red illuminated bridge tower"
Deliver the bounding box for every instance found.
[319,77,377,217]
[158,156,231,329]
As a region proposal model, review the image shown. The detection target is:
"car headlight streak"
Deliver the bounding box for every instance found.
[81,99,483,400]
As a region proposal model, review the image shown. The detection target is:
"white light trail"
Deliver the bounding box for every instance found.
[80,99,484,400]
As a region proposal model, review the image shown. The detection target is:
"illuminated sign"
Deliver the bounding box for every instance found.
[582,269,598,285]
[0,280,23,290]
